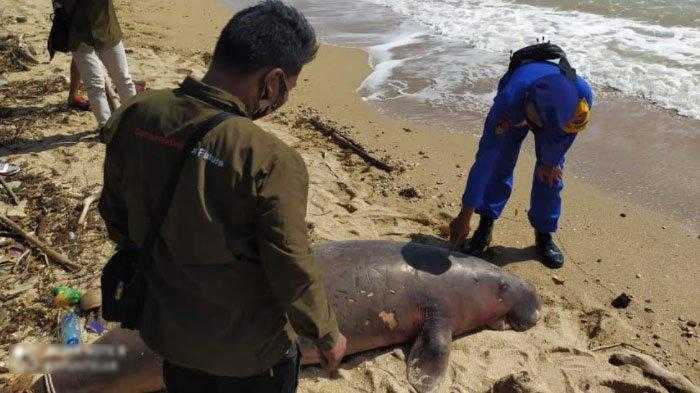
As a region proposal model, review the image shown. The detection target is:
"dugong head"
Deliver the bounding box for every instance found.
[502,278,542,331]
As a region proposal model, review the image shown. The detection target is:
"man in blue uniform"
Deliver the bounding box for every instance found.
[450,43,593,269]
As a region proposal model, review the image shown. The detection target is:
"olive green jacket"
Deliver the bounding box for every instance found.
[63,0,122,50]
[98,77,340,377]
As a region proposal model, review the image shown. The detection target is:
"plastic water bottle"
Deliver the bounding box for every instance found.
[60,310,81,345]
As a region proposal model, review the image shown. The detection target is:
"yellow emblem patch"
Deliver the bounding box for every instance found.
[563,99,590,134]
[495,117,509,135]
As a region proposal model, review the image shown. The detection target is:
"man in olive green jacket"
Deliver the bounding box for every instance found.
[59,0,136,126]
[98,2,346,392]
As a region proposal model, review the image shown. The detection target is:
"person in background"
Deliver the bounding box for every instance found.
[450,43,593,269]
[65,0,136,126]
[98,2,347,392]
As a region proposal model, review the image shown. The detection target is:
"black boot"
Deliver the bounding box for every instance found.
[464,216,494,256]
[535,232,564,269]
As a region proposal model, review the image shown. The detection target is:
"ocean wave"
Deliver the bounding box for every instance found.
[360,0,700,119]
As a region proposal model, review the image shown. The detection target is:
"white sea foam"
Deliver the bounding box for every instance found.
[359,0,700,119]
[359,32,423,96]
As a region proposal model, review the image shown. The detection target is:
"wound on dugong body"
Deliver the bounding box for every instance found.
[379,311,399,330]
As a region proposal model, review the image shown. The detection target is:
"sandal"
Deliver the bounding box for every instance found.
[0,160,20,176]
[135,81,147,94]
[68,96,90,111]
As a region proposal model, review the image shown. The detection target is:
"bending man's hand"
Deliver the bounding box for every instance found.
[535,164,563,187]
[449,208,473,249]
[319,333,347,373]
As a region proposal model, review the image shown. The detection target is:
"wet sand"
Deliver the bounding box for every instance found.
[571,94,700,233]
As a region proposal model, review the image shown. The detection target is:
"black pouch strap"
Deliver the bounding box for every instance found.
[508,42,577,81]
[138,111,234,270]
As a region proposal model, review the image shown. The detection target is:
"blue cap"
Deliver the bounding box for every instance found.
[528,73,582,131]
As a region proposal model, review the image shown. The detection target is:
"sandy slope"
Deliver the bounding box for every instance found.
[0,0,698,392]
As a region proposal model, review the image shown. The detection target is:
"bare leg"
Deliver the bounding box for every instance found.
[68,58,81,101]
[68,57,90,111]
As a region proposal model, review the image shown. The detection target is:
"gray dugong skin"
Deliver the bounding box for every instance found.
[299,241,541,364]
[35,240,541,393]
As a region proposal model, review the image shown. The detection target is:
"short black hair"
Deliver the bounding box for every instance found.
[211,1,318,76]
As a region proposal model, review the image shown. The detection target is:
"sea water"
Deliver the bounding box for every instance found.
[280,0,699,121]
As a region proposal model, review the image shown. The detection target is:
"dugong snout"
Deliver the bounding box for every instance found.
[505,279,542,331]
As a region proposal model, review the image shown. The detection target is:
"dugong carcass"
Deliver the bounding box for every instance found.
[30,240,541,393]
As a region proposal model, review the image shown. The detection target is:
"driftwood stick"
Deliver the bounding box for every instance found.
[78,189,102,227]
[0,277,38,302]
[305,117,394,172]
[0,214,80,272]
[16,249,30,274]
[0,175,20,205]
[610,353,699,393]
[591,342,645,352]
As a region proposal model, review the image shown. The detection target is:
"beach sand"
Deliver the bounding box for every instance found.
[0,0,698,392]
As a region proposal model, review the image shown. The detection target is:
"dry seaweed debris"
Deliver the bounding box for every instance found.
[0,76,68,100]
[0,214,81,272]
[15,173,109,264]
[0,35,38,73]
[292,110,395,172]
[0,103,69,147]
[0,75,75,147]
[0,174,111,371]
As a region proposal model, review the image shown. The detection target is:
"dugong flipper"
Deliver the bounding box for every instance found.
[406,305,452,392]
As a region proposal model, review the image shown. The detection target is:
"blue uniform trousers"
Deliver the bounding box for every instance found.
[474,124,564,233]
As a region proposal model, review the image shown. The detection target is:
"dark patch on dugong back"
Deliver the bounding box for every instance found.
[400,242,453,275]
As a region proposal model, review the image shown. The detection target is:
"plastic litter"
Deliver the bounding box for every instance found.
[85,316,105,334]
[53,286,81,308]
[59,310,81,345]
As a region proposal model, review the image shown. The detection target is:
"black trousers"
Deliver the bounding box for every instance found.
[163,351,300,393]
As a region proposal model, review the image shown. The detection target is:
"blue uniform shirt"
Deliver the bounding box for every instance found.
[462,61,593,210]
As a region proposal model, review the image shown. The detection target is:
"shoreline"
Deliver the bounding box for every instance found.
[360,83,700,235]
[321,37,700,235]
[1,0,698,390]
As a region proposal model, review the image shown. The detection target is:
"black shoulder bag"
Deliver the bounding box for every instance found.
[101,112,233,330]
[48,1,73,60]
